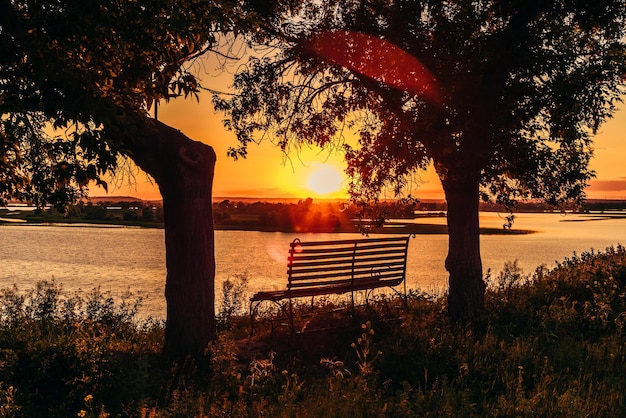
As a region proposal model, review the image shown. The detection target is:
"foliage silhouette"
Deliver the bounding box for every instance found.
[0,0,259,357]
[217,0,626,320]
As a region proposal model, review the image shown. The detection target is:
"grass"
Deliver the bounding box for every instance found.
[2,246,626,416]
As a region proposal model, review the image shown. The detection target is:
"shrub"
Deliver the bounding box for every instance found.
[0,281,162,417]
[216,275,248,331]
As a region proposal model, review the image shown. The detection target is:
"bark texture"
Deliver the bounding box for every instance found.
[126,120,216,357]
[441,170,486,320]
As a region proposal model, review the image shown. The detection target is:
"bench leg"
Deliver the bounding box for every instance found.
[386,285,409,309]
[288,297,295,333]
[249,301,258,338]
[351,290,356,316]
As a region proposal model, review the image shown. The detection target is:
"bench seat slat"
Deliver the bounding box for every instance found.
[291,252,406,262]
[288,260,405,272]
[289,255,406,270]
[287,274,403,289]
[289,270,405,285]
[291,236,407,247]
[291,249,406,261]
[292,243,407,256]
[288,271,406,282]
[288,268,404,283]
[288,277,357,288]
[290,267,406,278]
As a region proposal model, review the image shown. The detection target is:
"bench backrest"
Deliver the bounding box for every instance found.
[286,236,410,291]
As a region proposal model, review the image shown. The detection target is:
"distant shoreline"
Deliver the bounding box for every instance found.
[6,202,626,235]
[0,216,534,235]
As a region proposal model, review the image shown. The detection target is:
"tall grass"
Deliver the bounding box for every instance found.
[2,246,626,416]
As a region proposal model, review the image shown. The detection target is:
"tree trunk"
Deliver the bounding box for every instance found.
[125,120,216,358]
[441,170,486,321]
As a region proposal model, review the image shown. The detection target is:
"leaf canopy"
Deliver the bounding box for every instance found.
[217,0,626,207]
[0,0,251,207]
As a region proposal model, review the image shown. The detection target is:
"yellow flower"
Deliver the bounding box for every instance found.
[78,410,87,418]
[84,394,93,403]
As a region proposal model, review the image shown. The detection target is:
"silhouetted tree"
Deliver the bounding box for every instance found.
[141,206,155,222]
[0,0,254,357]
[217,0,626,319]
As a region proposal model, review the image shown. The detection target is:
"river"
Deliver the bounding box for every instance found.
[1,212,625,319]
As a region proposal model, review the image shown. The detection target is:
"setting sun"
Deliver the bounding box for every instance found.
[306,164,345,196]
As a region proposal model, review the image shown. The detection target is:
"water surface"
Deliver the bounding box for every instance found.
[1,212,625,318]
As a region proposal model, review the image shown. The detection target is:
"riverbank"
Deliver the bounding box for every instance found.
[9,197,626,235]
[1,245,626,416]
[0,209,534,235]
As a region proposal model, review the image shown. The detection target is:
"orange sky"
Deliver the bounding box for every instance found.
[105,83,626,202]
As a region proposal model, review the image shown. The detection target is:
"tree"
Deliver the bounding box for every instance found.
[216,0,626,319]
[0,0,252,357]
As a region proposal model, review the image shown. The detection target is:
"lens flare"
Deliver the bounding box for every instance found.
[304,30,443,104]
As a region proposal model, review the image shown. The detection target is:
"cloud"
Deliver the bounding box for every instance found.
[586,178,626,199]
[588,177,626,192]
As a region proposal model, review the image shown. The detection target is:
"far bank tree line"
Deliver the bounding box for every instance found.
[40,197,419,231]
[37,197,626,231]
[39,200,165,223]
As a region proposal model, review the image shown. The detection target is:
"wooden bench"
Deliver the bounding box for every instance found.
[249,235,411,335]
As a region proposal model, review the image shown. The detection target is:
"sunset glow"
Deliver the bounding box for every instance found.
[306,164,345,196]
[98,63,626,203]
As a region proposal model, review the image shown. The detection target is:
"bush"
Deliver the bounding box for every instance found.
[0,281,163,417]
[122,210,139,221]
